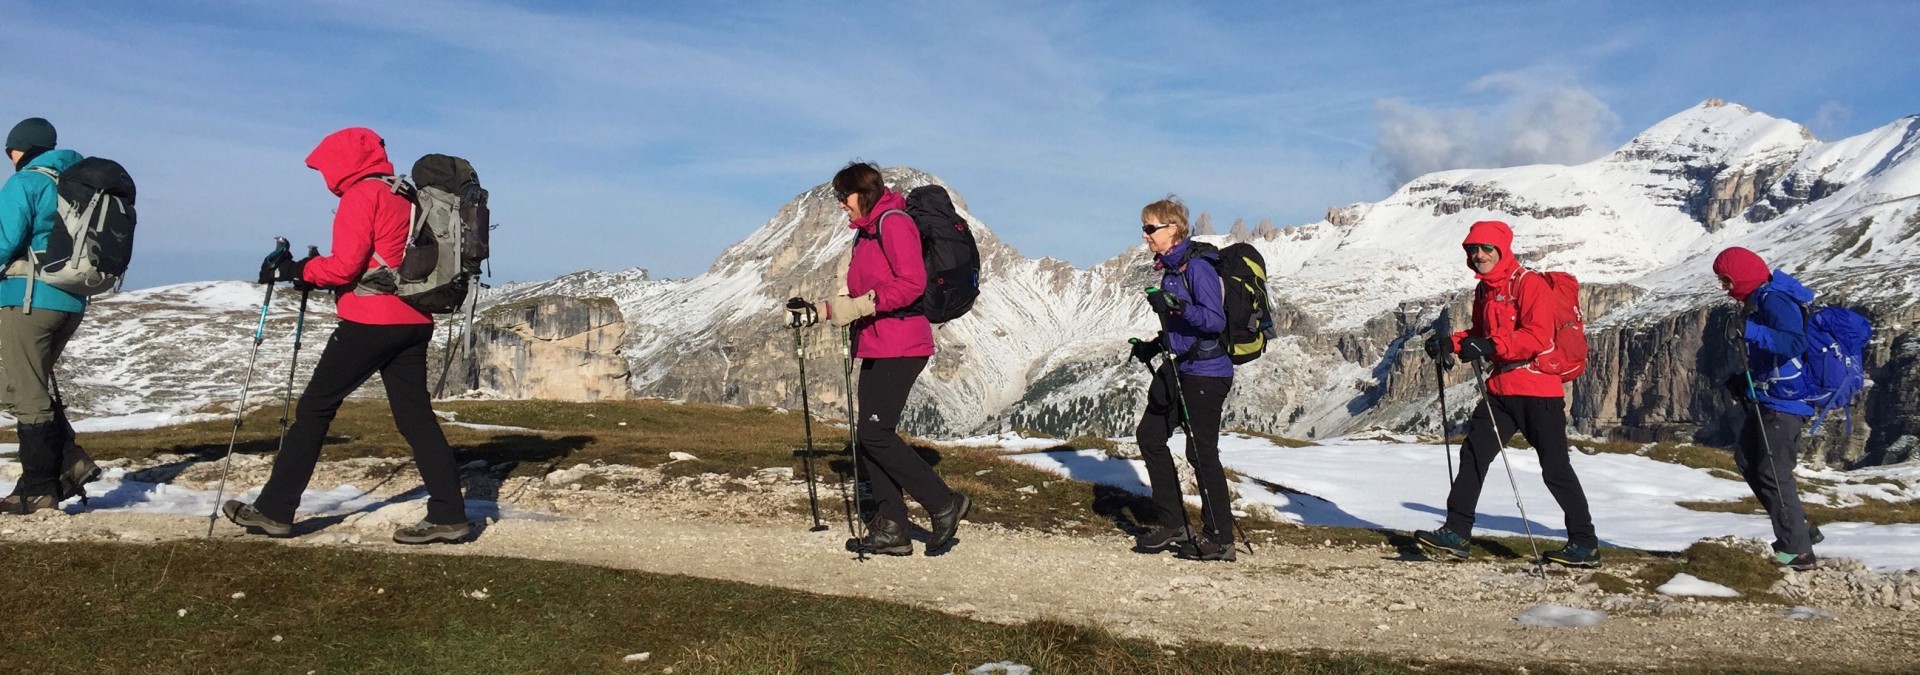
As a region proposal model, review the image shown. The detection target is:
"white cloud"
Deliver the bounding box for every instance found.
[1372,73,1623,186]
[1809,101,1854,140]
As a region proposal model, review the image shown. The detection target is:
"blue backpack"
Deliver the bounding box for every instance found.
[1797,304,1872,434]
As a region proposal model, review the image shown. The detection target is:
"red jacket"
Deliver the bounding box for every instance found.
[1451,220,1563,397]
[846,190,934,359]
[301,128,431,326]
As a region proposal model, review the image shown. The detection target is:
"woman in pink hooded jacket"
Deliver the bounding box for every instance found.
[816,162,968,556]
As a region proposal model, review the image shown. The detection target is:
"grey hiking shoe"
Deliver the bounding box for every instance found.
[0,494,57,515]
[1190,535,1238,562]
[393,520,471,545]
[222,500,293,537]
[1134,524,1192,551]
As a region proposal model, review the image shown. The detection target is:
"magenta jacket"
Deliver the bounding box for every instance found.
[847,190,935,359]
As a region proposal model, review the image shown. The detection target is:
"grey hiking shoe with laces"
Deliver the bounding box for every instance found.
[222,500,294,537]
[393,520,471,545]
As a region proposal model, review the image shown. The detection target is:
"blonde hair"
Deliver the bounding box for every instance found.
[1140,195,1189,240]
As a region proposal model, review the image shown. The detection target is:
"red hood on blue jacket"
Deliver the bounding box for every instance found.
[305,127,395,196]
[1463,220,1520,282]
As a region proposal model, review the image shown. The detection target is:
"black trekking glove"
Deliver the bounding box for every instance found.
[1456,337,1496,363]
[1129,338,1164,365]
[1423,333,1452,360]
[1725,317,1749,345]
[1726,373,1752,401]
[1145,287,1184,316]
[258,250,291,285]
[288,254,319,292]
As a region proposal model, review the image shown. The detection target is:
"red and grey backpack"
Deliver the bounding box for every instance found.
[1488,268,1588,382]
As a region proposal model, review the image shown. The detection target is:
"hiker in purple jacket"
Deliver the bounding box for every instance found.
[812,161,969,557]
[1127,195,1237,561]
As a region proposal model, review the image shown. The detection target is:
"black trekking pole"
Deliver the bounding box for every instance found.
[275,246,317,454]
[786,298,828,531]
[208,237,289,538]
[1429,307,1458,482]
[1143,335,1255,556]
[1466,358,1545,577]
[841,325,868,562]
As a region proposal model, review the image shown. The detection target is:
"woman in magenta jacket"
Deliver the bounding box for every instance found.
[818,162,968,556]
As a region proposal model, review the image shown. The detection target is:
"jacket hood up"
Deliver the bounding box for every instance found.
[304,127,395,197]
[1463,220,1520,282]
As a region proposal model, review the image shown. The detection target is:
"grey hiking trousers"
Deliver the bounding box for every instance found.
[0,306,82,426]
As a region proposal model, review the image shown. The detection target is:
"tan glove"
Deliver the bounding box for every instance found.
[826,291,877,327]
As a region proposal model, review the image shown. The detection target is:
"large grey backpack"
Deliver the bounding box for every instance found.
[356,154,490,313]
[6,157,137,308]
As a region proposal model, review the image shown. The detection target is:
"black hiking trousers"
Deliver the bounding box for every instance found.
[1443,394,1597,547]
[1736,405,1813,555]
[856,356,955,528]
[255,321,469,526]
[1136,361,1236,544]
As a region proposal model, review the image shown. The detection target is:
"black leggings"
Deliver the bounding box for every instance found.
[1444,394,1596,547]
[1135,362,1235,542]
[856,356,953,526]
[255,320,468,525]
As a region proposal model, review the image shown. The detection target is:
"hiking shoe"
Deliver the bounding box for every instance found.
[1134,524,1193,551]
[1773,550,1819,571]
[393,520,472,545]
[1414,528,1470,560]
[1190,536,1237,562]
[58,446,101,504]
[927,492,971,554]
[0,494,56,515]
[1542,543,1602,568]
[845,515,912,556]
[1809,524,1825,546]
[221,500,293,537]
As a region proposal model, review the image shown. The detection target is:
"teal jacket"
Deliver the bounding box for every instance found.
[0,149,88,313]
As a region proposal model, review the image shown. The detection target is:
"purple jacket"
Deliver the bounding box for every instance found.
[847,190,935,359]
[1155,240,1232,378]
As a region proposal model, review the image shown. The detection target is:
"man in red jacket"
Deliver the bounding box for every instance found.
[1415,220,1599,567]
[222,127,470,545]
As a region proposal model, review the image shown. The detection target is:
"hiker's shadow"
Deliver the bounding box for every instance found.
[456,434,592,501]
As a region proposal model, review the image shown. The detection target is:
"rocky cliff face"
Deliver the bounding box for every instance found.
[471,295,631,401]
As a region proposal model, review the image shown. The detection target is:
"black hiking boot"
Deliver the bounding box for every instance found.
[221,500,294,537]
[393,520,471,545]
[0,494,56,515]
[57,445,101,505]
[1542,543,1602,568]
[927,492,971,555]
[1189,535,1237,562]
[1134,523,1192,552]
[1414,528,1470,560]
[1809,524,1825,546]
[846,515,913,556]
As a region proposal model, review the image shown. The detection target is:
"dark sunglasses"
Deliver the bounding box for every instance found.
[832,189,849,202]
[1463,244,1499,254]
[1142,223,1174,235]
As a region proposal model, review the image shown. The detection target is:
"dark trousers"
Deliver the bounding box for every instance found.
[1444,394,1597,547]
[1736,406,1812,555]
[255,321,468,525]
[1135,362,1235,543]
[856,356,953,527]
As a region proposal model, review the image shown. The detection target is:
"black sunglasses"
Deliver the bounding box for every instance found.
[1463,244,1499,254]
[832,189,849,202]
[1142,223,1173,235]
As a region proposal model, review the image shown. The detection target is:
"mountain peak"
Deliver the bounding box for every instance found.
[1614,100,1813,166]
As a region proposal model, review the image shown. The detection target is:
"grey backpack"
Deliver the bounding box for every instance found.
[355,154,490,314]
[6,158,138,308]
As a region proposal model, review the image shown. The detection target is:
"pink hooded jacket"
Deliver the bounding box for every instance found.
[301,127,431,326]
[846,190,934,358]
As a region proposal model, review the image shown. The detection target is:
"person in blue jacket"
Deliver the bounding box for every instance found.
[1713,246,1821,569]
[1127,195,1237,561]
[0,118,93,515]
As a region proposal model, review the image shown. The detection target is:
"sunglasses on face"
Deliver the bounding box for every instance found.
[1463,244,1499,254]
[1142,223,1173,235]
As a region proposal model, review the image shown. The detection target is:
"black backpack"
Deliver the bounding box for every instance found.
[10,158,136,302]
[357,154,490,313]
[1185,241,1278,364]
[865,185,981,324]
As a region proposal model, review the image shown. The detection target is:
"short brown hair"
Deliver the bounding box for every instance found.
[1141,195,1189,240]
[832,161,886,218]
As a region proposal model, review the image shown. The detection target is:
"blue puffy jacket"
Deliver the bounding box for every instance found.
[0,149,89,313]
[1741,270,1814,417]
[1154,239,1232,378]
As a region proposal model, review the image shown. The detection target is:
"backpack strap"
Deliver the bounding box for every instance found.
[1171,250,1228,362]
[352,175,419,297]
[5,166,65,313]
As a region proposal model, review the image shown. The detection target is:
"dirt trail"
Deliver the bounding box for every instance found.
[6,463,1917,673]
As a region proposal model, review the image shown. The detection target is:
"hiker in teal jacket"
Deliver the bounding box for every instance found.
[0,118,95,515]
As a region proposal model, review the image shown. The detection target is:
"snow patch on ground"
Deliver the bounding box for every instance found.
[1656,573,1741,597]
[1516,604,1606,628]
[0,465,555,523]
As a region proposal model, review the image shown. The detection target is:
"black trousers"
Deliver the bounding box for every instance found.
[856,356,953,526]
[255,321,468,525]
[1736,406,1812,555]
[1444,394,1597,547]
[1135,362,1235,543]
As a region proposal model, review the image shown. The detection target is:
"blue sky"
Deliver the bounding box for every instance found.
[5,0,1917,289]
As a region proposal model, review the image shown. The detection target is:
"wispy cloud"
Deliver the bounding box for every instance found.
[1372,72,1623,186]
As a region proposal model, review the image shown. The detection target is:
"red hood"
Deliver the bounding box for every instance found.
[305,127,395,196]
[1712,247,1770,302]
[849,190,909,234]
[1463,220,1520,282]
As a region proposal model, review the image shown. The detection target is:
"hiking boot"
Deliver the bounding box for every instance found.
[1134,523,1193,551]
[1414,528,1470,560]
[1542,543,1602,568]
[1773,550,1819,571]
[0,494,56,515]
[1190,536,1237,562]
[927,492,971,555]
[845,515,912,556]
[1809,524,1825,546]
[58,445,101,504]
[393,520,471,545]
[221,500,293,537]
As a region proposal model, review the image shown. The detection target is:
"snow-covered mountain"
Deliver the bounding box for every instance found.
[46,100,1920,465]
